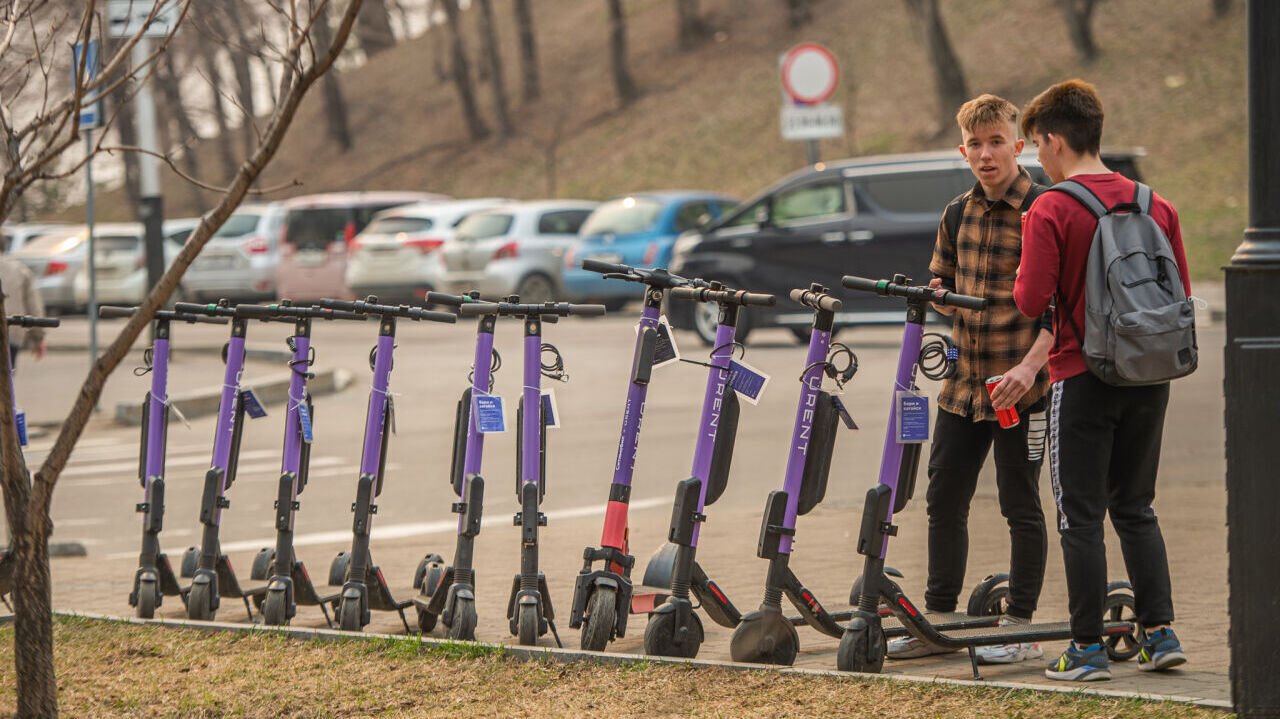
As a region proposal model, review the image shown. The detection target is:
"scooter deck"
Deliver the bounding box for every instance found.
[786,609,998,636]
[932,619,1132,646]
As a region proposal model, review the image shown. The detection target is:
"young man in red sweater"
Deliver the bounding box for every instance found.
[1014,79,1190,682]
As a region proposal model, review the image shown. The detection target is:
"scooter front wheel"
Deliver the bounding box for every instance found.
[836,621,886,673]
[448,597,477,641]
[643,607,704,658]
[187,583,213,621]
[580,587,617,652]
[136,580,158,620]
[516,603,539,645]
[261,592,288,626]
[416,606,438,634]
[338,597,363,632]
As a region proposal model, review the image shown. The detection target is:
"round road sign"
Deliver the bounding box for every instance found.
[780,43,839,105]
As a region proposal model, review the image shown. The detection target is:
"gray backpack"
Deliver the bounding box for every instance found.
[1050,180,1197,386]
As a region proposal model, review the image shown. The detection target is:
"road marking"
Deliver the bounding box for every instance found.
[57,449,281,478]
[104,496,669,559]
[53,517,106,527]
[25,442,213,465]
[61,457,347,488]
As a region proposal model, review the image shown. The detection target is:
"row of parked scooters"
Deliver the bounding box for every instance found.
[94,261,1142,678]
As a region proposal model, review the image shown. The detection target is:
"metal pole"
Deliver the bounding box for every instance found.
[806,139,819,165]
[85,129,97,381]
[1226,2,1280,716]
[132,38,165,296]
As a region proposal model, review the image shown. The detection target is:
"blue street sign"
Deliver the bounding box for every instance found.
[72,40,103,130]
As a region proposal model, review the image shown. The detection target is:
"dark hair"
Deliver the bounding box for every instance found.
[1021,79,1104,156]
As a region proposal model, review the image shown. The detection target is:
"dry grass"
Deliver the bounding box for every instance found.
[67,0,1245,278]
[0,617,1231,718]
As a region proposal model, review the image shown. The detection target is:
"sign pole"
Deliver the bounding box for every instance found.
[85,129,98,387]
[131,38,165,302]
[806,139,819,165]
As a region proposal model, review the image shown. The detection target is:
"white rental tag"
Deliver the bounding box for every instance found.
[727,359,770,405]
[637,315,681,370]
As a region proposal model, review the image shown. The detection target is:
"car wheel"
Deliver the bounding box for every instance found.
[516,273,556,304]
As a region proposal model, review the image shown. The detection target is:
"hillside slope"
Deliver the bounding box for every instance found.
[81,0,1248,278]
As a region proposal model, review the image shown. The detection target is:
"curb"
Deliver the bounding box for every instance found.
[25,611,1233,712]
[112,368,353,426]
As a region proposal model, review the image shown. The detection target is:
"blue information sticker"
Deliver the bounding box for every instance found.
[727,360,770,405]
[298,403,314,443]
[831,395,858,430]
[240,389,268,419]
[474,394,506,433]
[896,391,930,443]
[15,410,26,446]
[541,390,560,429]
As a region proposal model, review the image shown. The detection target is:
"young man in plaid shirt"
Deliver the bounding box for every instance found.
[887,94,1053,665]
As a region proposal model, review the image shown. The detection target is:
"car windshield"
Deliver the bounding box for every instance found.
[580,198,662,236]
[285,208,351,251]
[456,212,513,240]
[364,217,433,234]
[16,230,85,256]
[213,213,262,238]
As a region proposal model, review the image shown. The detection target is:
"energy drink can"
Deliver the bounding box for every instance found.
[985,375,1020,429]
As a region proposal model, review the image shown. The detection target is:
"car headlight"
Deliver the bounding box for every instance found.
[670,231,702,272]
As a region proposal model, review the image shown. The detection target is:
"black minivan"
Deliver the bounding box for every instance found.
[666,150,1144,344]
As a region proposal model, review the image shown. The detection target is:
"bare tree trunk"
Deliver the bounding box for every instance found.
[357,0,397,56]
[220,7,261,157]
[784,0,811,27]
[155,56,206,213]
[606,0,639,106]
[110,86,142,211]
[676,0,709,49]
[430,3,449,84]
[475,0,512,140]
[902,0,969,130]
[1213,0,1231,17]
[442,0,489,141]
[1060,0,1099,63]
[196,37,240,182]
[312,3,354,151]
[513,0,540,101]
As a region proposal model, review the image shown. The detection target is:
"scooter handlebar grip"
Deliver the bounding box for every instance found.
[841,275,882,294]
[568,303,607,316]
[668,286,701,301]
[98,306,137,318]
[317,298,359,312]
[458,302,499,317]
[939,291,986,311]
[174,301,236,317]
[740,291,776,307]
[410,308,458,323]
[234,304,276,319]
[323,309,367,321]
[788,289,842,312]
[7,315,61,328]
[424,291,465,307]
[581,258,632,275]
[193,314,230,325]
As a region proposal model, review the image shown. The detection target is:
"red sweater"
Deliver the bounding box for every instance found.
[1013,172,1191,382]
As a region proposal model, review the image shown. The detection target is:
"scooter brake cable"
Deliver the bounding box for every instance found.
[679,340,745,370]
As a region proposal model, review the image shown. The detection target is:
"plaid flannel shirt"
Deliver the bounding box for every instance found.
[929,168,1049,422]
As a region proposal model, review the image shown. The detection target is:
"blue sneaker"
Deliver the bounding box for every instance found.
[1045,641,1111,682]
[1137,628,1187,672]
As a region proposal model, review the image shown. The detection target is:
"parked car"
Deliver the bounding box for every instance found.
[437,200,599,303]
[1,223,70,254]
[667,149,1145,344]
[72,221,193,307]
[344,198,511,303]
[275,191,449,302]
[561,191,738,309]
[185,203,285,302]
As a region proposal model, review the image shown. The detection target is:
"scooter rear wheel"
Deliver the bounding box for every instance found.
[338,598,363,632]
[448,597,477,641]
[517,604,539,645]
[262,592,288,626]
[1104,582,1140,661]
[187,583,213,621]
[416,606,437,634]
[836,622,886,673]
[136,581,158,620]
[642,608,704,658]
[580,587,617,652]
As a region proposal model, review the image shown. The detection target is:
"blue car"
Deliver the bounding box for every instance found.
[562,191,738,307]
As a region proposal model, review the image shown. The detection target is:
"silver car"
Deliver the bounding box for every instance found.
[184,203,284,301]
[437,200,598,303]
[1,223,71,254]
[344,198,510,303]
[72,222,192,307]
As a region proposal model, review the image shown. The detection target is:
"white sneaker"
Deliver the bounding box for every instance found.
[886,635,956,659]
[976,641,1044,665]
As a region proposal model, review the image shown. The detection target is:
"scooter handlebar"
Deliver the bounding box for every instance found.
[173,301,237,318]
[317,296,455,323]
[424,291,466,307]
[581,259,704,290]
[458,301,607,317]
[408,307,458,323]
[581,258,631,275]
[98,306,136,319]
[788,288,842,313]
[840,275,986,311]
[99,305,227,324]
[235,303,367,322]
[6,315,59,328]
[669,286,776,307]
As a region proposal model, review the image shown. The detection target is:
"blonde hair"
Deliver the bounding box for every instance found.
[956,94,1019,135]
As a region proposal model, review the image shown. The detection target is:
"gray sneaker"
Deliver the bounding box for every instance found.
[886,635,956,659]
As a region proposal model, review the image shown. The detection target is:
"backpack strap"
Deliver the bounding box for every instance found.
[1021,183,1048,211]
[1133,181,1153,214]
[1047,179,1107,218]
[943,190,970,244]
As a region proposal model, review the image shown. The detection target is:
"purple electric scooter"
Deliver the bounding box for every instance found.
[0,313,60,611]
[98,305,227,619]
[319,296,457,632]
[231,301,368,627]
[641,282,775,659]
[835,274,1139,679]
[458,297,605,646]
[568,260,707,652]
[729,284,859,665]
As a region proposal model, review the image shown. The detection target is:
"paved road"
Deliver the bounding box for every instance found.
[6,305,1230,703]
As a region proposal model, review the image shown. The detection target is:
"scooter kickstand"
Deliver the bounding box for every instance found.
[966,645,983,681]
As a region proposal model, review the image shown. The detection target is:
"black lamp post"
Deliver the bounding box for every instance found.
[1226,2,1280,716]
